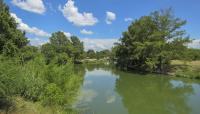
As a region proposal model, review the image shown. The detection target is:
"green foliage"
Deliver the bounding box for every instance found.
[114,9,190,73]
[53,53,71,65]
[2,40,18,56]
[175,68,200,79]
[71,36,84,62]
[0,56,20,98]
[0,55,84,112]
[41,32,84,64]
[18,46,38,63]
[41,43,56,64]
[96,50,111,60]
[183,48,200,61]
[0,0,28,56]
[50,31,73,55]
[42,83,64,106]
[86,49,96,58]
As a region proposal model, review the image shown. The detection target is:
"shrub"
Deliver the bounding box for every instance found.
[42,83,64,106]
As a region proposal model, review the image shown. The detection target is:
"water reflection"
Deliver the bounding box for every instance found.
[115,73,194,114]
[74,64,200,114]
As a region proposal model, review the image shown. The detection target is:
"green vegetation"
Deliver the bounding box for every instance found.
[85,49,111,59]
[41,32,84,65]
[112,9,200,79]
[0,0,200,113]
[113,9,190,73]
[0,1,84,113]
[171,60,200,79]
[0,55,84,113]
[83,49,111,64]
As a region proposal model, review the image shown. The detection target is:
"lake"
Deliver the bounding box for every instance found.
[73,64,200,114]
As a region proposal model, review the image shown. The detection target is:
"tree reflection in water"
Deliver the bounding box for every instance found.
[115,72,194,114]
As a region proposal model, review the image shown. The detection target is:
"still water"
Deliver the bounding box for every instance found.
[74,64,200,114]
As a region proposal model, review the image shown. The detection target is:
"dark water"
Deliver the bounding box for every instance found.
[74,64,200,114]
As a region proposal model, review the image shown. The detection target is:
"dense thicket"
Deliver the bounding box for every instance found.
[114,9,190,73]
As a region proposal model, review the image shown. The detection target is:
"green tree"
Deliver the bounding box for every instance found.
[19,46,38,63]
[41,32,84,64]
[0,0,28,56]
[96,49,111,59]
[49,31,73,56]
[71,36,84,62]
[41,43,56,64]
[86,49,96,59]
[115,9,190,73]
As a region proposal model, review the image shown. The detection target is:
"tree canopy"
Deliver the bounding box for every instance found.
[0,0,28,56]
[114,9,190,73]
[41,31,84,65]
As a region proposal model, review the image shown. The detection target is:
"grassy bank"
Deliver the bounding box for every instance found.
[0,97,80,114]
[0,55,83,114]
[82,58,110,65]
[171,60,200,79]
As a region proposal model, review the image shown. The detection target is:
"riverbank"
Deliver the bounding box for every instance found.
[170,60,200,79]
[0,97,78,114]
[82,58,110,65]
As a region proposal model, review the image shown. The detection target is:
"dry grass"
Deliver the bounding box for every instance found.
[171,60,200,79]
[171,60,200,70]
[0,97,67,114]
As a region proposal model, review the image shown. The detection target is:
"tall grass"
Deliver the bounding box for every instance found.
[0,55,84,113]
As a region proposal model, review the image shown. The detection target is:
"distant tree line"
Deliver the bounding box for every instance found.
[86,49,111,59]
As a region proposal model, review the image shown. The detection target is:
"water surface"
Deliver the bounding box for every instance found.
[74,64,200,114]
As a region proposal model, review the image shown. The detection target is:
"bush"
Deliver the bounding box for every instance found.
[53,53,71,65]
[42,83,64,106]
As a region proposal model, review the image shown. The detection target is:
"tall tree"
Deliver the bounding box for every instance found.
[87,49,96,59]
[49,31,73,56]
[42,32,84,64]
[0,0,28,56]
[71,36,84,62]
[115,9,190,73]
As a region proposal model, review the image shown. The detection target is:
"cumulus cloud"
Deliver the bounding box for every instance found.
[106,11,116,24]
[63,31,72,37]
[188,39,200,49]
[29,38,48,46]
[80,29,93,35]
[11,0,46,14]
[106,95,116,104]
[10,13,50,37]
[78,89,97,103]
[59,0,98,26]
[124,17,133,22]
[81,38,118,51]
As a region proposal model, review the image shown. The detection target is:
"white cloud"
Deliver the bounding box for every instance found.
[188,39,200,49]
[80,29,93,35]
[106,11,116,24]
[11,0,46,14]
[59,0,98,26]
[29,38,48,46]
[63,31,72,37]
[78,89,97,103]
[124,17,133,22]
[106,95,116,104]
[10,13,50,37]
[81,38,118,51]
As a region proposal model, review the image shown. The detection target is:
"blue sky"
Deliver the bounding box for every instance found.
[5,0,200,50]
